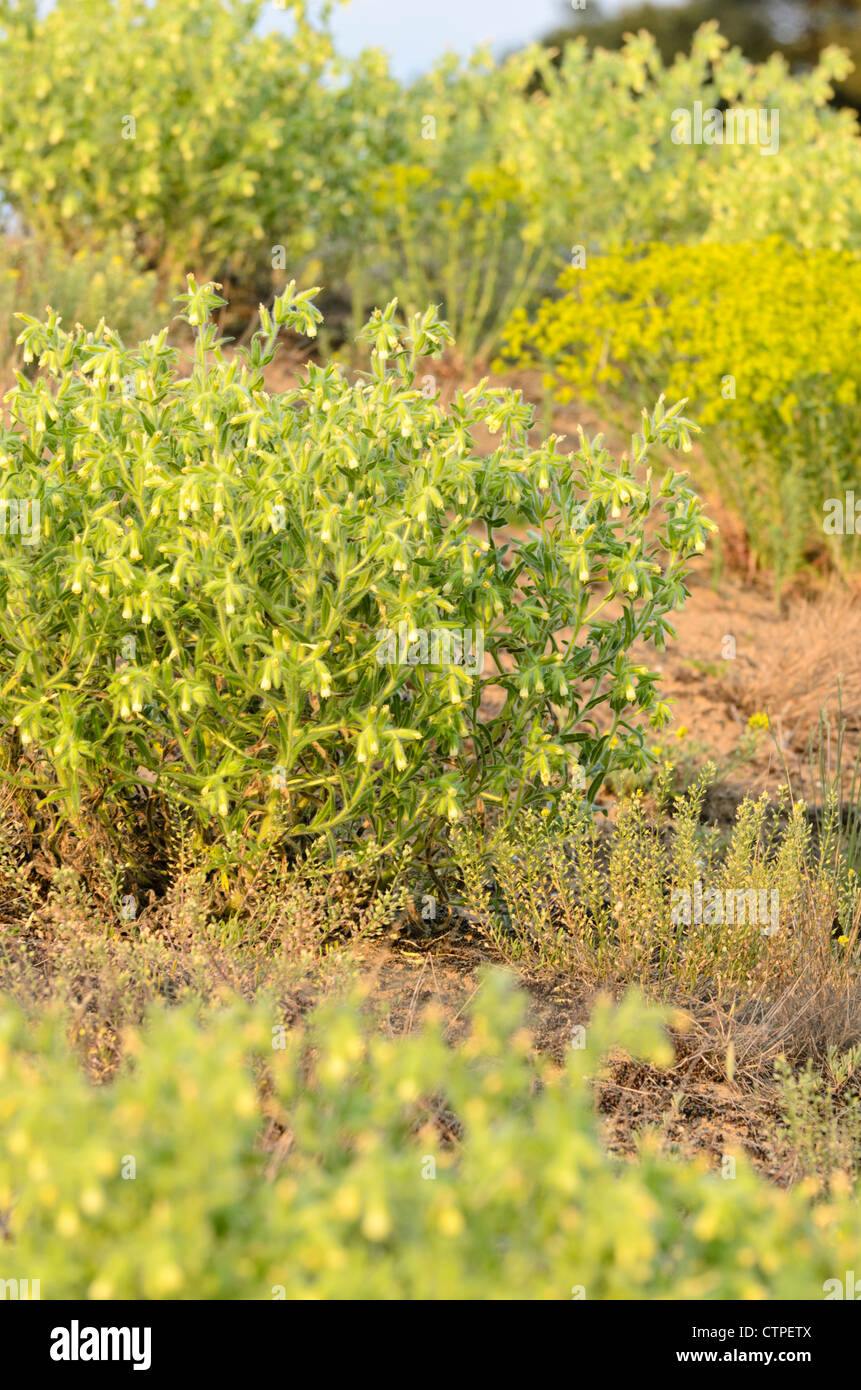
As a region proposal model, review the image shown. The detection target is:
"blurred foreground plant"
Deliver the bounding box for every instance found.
[1,972,859,1298]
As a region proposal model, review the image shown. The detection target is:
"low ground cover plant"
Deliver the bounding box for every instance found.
[1,972,859,1299]
[499,238,861,585]
[0,279,711,861]
[774,1046,861,1186]
[453,770,860,1013]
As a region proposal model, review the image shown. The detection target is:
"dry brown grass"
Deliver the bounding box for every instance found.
[723,586,861,746]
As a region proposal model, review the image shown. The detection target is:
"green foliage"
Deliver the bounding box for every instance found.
[348,26,861,359]
[501,238,861,584]
[0,280,710,855]
[1,973,859,1298]
[774,1047,861,1185]
[0,236,161,379]
[1,8,860,359]
[0,0,395,287]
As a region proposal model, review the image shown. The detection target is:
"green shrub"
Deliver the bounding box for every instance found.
[353,48,565,364]
[0,0,390,288]
[0,278,711,857]
[0,236,161,380]
[1,973,858,1298]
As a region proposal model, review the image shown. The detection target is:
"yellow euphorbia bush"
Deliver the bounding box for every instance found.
[1,973,858,1299]
[500,238,861,585]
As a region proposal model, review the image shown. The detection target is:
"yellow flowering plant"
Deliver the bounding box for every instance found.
[500,238,861,585]
[0,0,391,292]
[0,280,710,859]
[1,974,859,1298]
[0,236,160,381]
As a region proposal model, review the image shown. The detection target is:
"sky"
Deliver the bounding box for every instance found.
[267,0,635,82]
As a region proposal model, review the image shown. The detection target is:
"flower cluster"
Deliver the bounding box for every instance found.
[0,279,711,853]
[500,237,861,583]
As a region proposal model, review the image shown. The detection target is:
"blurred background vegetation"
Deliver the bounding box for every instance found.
[543,0,861,107]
